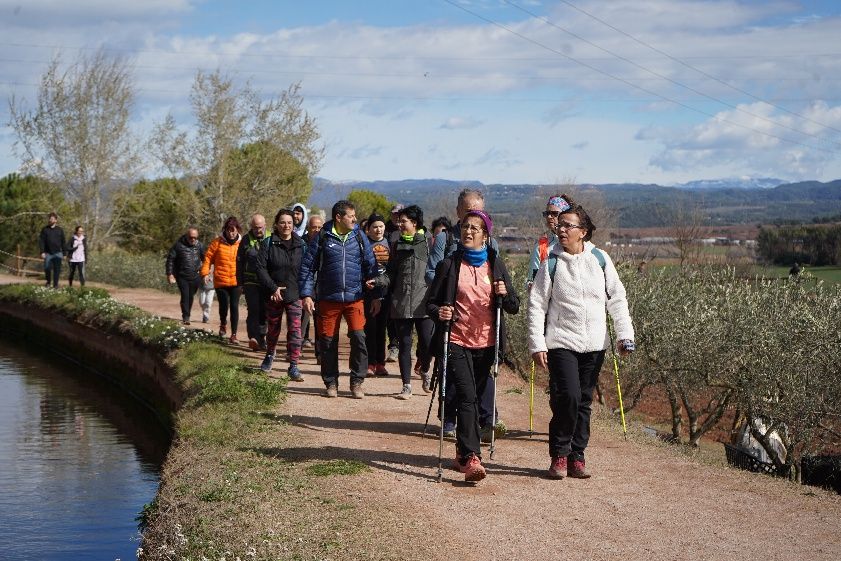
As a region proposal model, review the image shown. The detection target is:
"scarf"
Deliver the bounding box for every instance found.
[463,246,488,267]
[400,227,424,243]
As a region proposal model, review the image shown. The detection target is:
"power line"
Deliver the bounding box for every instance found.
[549,0,841,136]
[442,0,837,154]
[501,0,841,144]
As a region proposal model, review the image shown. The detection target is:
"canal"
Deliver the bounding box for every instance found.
[0,339,169,561]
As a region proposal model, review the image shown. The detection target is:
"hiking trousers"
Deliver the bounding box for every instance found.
[547,348,605,461]
[448,342,495,460]
[317,299,368,386]
[176,276,201,321]
[243,284,267,344]
[266,298,303,362]
[395,317,433,384]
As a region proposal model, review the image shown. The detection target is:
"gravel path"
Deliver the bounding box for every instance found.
[5,275,841,560]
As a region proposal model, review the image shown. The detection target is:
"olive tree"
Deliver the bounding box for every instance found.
[8,50,140,248]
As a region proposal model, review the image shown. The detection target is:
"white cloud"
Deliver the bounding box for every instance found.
[440,116,483,130]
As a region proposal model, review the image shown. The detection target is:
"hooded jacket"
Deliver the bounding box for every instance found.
[298,221,377,303]
[201,233,242,288]
[374,230,430,319]
[236,230,270,286]
[291,202,309,238]
[256,232,306,302]
[426,247,519,357]
[527,244,634,354]
[166,235,205,280]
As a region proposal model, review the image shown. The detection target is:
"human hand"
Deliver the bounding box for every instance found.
[167,274,176,284]
[365,279,376,290]
[493,280,507,296]
[438,305,453,321]
[271,287,285,303]
[303,296,315,314]
[370,299,381,316]
[40,253,46,259]
[532,351,548,370]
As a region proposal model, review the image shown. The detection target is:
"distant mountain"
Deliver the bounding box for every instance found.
[673,177,785,190]
[310,177,841,228]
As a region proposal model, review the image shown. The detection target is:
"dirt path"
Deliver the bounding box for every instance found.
[5,274,840,559]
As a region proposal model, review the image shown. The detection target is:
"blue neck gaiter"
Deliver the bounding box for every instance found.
[463,246,488,267]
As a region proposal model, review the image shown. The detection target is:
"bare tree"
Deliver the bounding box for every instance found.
[150,70,324,231]
[656,199,705,267]
[9,50,140,247]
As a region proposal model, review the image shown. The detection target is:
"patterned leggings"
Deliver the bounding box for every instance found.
[266,298,303,363]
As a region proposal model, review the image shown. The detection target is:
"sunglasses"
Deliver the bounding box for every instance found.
[542,210,561,218]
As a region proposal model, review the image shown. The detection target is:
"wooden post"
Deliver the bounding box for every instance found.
[16,244,23,277]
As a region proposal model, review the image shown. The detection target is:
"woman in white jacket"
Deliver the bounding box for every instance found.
[527,202,634,479]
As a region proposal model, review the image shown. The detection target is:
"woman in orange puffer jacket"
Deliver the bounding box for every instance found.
[201,216,243,343]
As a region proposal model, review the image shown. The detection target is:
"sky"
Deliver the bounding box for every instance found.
[2,0,841,186]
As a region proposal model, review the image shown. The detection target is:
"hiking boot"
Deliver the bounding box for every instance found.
[260,353,274,373]
[443,421,456,438]
[480,424,493,443]
[302,338,313,348]
[367,363,376,376]
[350,380,365,399]
[413,359,422,377]
[421,372,432,393]
[568,459,591,479]
[396,384,412,400]
[462,454,486,483]
[452,454,464,472]
[248,337,260,351]
[386,346,399,363]
[548,456,567,479]
[288,364,304,382]
[202,312,209,323]
[182,320,190,326]
[374,363,389,377]
[324,383,338,398]
[219,323,227,337]
[228,334,239,345]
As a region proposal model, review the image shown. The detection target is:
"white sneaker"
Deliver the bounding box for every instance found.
[396,384,412,400]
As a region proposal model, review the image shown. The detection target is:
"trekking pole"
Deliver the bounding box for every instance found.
[608,319,628,440]
[529,359,535,437]
[436,312,451,483]
[422,364,439,436]
[489,297,502,460]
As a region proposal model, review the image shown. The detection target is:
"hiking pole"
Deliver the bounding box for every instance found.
[489,297,502,460]
[608,319,628,440]
[436,312,451,483]
[422,364,439,436]
[529,359,535,437]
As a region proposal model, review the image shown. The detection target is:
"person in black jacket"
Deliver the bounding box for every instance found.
[237,214,269,351]
[426,210,519,482]
[165,227,205,324]
[256,209,306,380]
[39,212,65,288]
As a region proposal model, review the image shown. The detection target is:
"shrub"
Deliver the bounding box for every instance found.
[87,249,177,292]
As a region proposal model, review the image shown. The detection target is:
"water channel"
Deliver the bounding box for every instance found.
[0,338,170,561]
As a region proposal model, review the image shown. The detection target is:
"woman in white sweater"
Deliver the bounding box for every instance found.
[527,202,634,479]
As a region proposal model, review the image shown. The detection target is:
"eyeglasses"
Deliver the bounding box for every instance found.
[542,210,561,218]
[188,236,198,241]
[462,225,484,234]
[557,221,583,230]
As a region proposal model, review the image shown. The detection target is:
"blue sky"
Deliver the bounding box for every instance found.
[2,0,841,185]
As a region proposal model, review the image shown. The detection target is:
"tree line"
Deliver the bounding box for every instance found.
[757,223,841,266]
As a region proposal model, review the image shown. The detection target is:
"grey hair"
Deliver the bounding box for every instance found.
[457,188,484,206]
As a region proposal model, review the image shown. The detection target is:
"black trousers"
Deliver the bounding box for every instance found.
[215,286,241,332]
[176,276,201,321]
[68,262,85,286]
[448,343,495,460]
[243,284,267,343]
[364,297,388,366]
[443,361,497,428]
[395,317,434,384]
[547,348,605,461]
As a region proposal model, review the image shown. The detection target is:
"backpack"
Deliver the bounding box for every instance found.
[547,246,609,299]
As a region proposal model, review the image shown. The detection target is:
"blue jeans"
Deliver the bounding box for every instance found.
[44,253,63,287]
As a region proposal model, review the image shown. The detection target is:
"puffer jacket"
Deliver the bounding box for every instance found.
[426,247,519,358]
[374,231,430,319]
[237,231,269,286]
[166,235,205,280]
[298,221,377,303]
[527,244,633,354]
[201,234,241,288]
[256,232,305,302]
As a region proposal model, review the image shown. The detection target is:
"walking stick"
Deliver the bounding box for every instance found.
[489,297,502,460]
[436,313,452,483]
[529,359,535,437]
[422,364,439,437]
[608,319,628,440]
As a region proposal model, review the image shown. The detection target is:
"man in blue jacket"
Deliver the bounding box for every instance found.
[299,200,377,399]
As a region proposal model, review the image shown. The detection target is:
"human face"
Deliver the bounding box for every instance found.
[556,212,586,253]
[307,217,323,239]
[456,196,483,221]
[48,215,57,226]
[250,216,266,239]
[187,229,199,245]
[276,214,293,239]
[335,210,356,234]
[225,225,238,240]
[542,204,561,230]
[397,214,417,236]
[292,208,304,226]
[460,216,487,250]
[433,224,447,238]
[75,227,84,236]
[367,220,385,241]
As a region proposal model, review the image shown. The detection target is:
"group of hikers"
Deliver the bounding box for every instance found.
[162,188,635,483]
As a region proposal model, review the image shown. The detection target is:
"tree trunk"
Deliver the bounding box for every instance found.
[663,377,682,441]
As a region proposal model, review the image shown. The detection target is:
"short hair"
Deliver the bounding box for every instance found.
[274,208,293,225]
[307,214,324,227]
[399,205,424,230]
[48,212,58,219]
[457,188,484,207]
[561,204,596,242]
[431,216,452,232]
[222,216,241,233]
[332,200,355,221]
[74,225,83,234]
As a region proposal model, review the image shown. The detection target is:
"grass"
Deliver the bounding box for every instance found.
[305,459,370,477]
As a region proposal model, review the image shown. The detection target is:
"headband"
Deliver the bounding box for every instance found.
[547,196,571,212]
